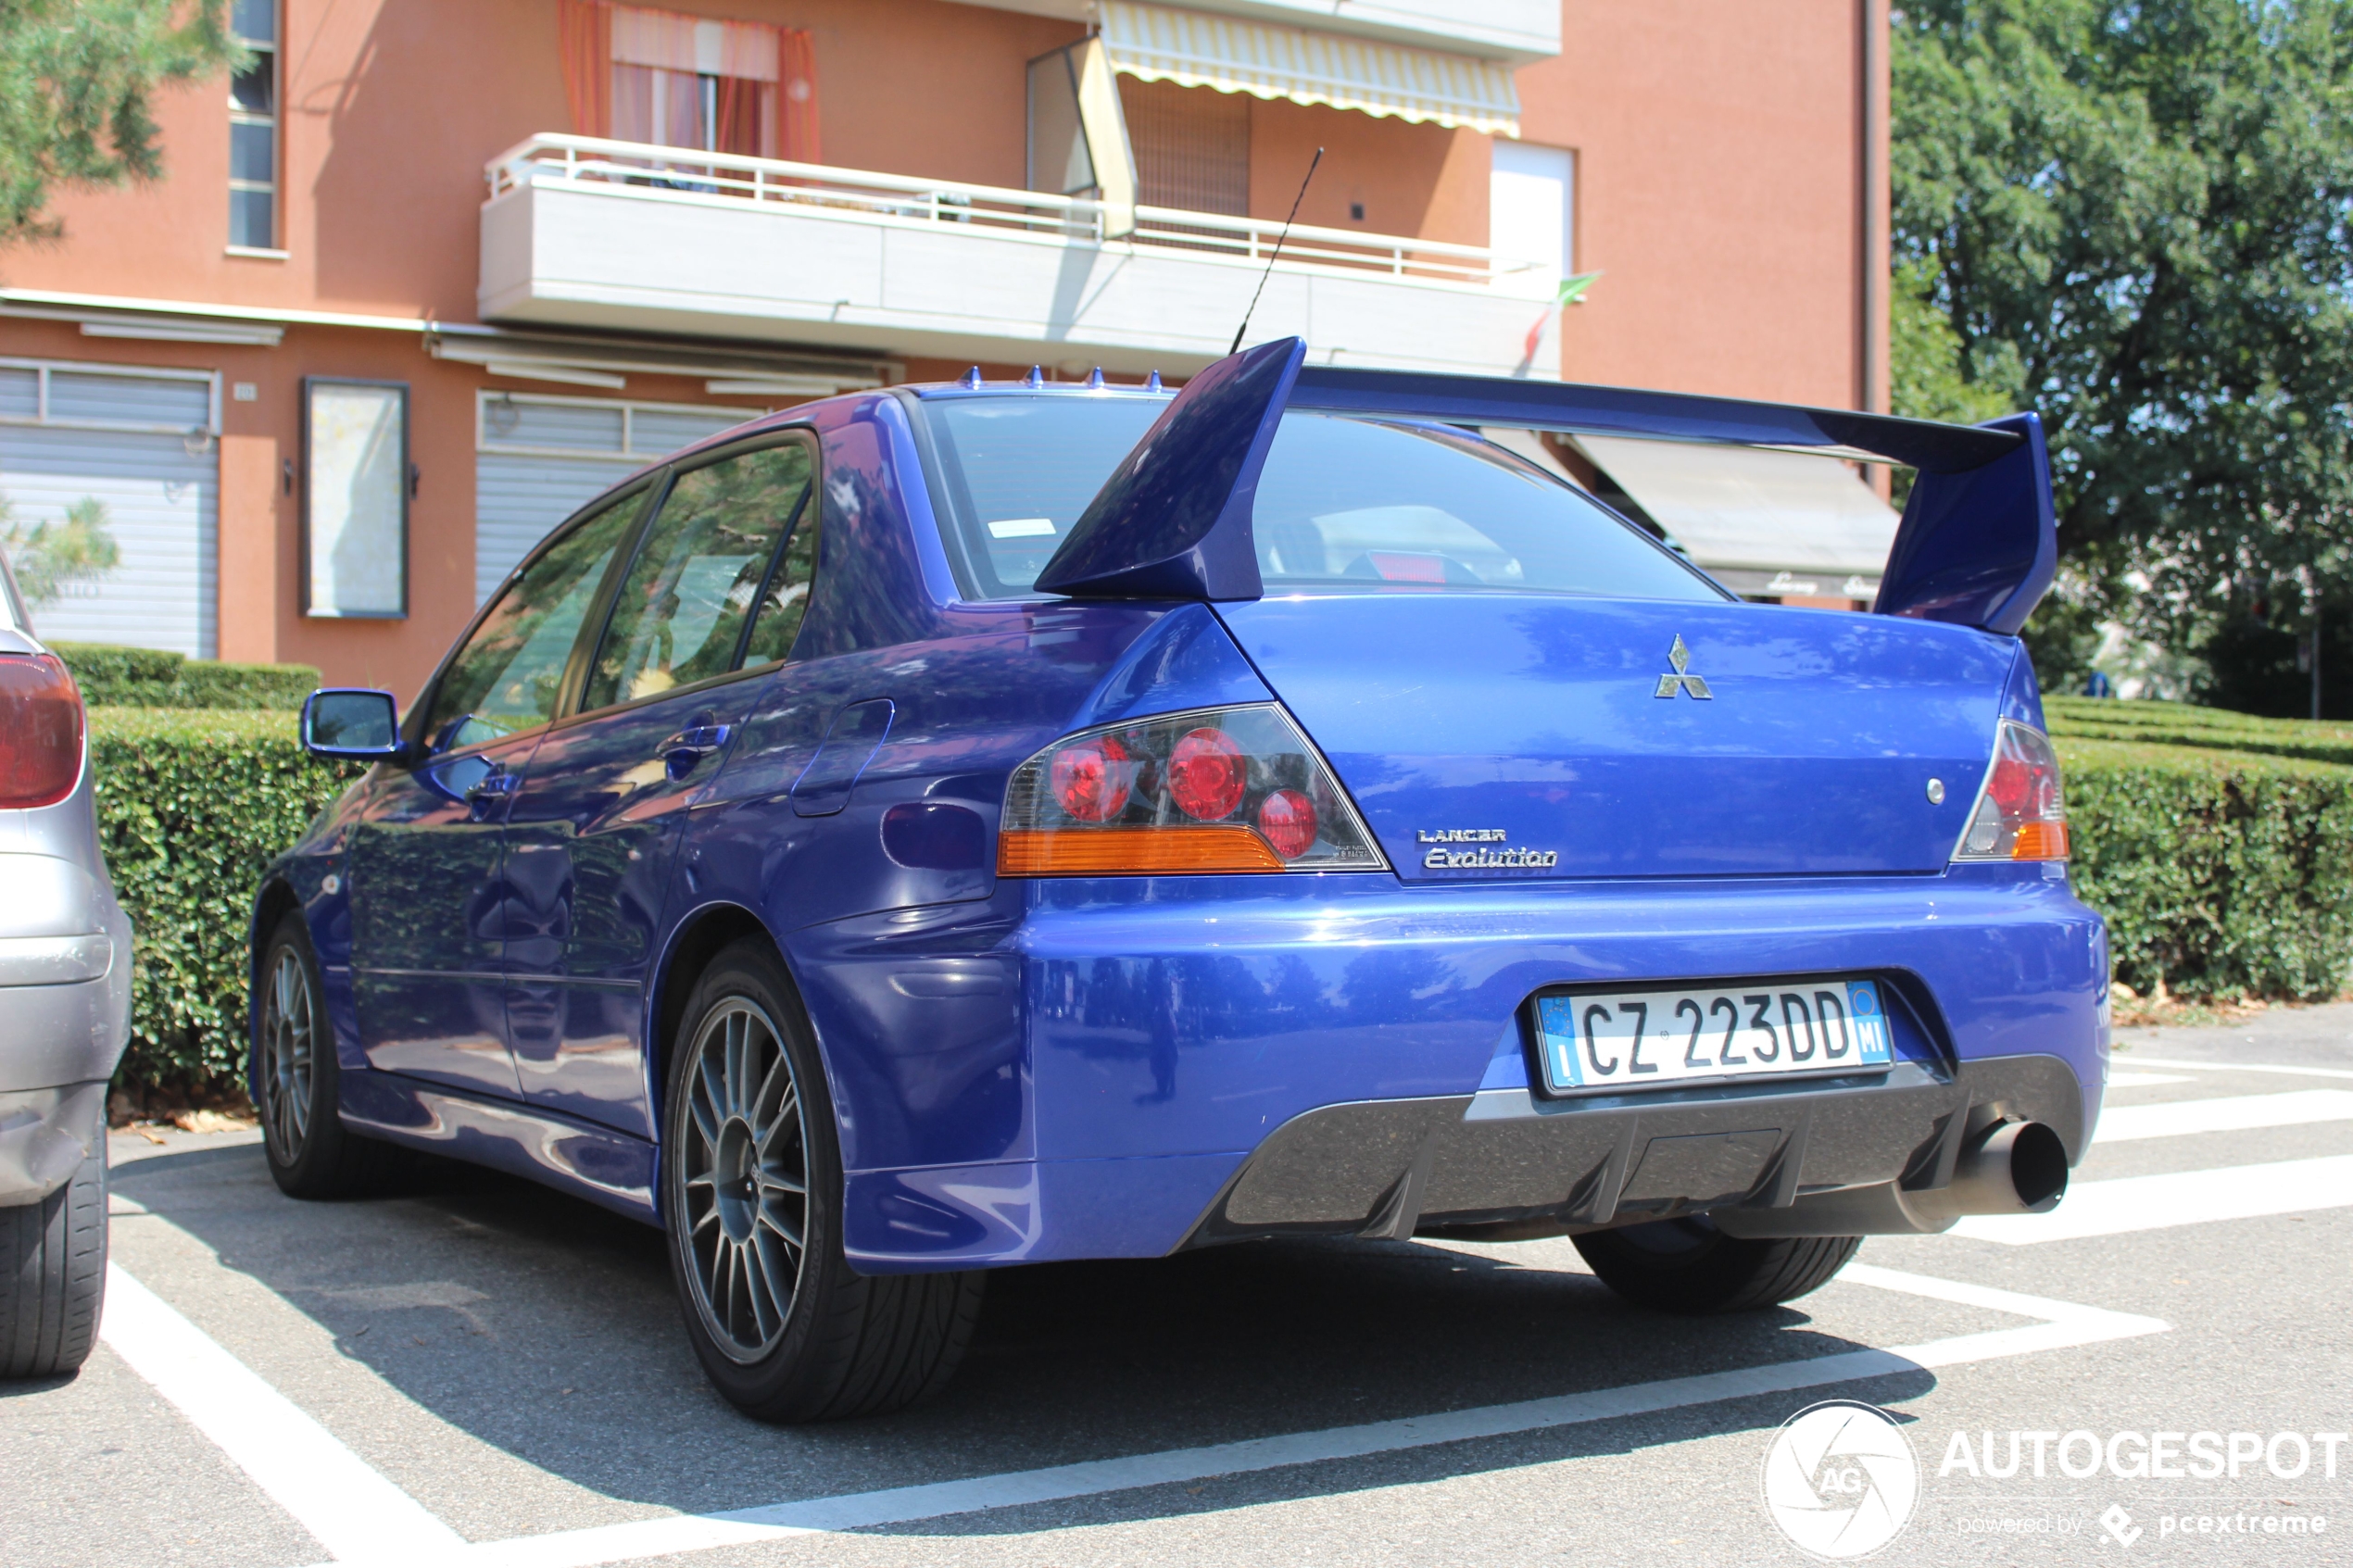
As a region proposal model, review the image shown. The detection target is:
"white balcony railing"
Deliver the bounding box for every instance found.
[479,133,1566,379]
[485,135,1548,294]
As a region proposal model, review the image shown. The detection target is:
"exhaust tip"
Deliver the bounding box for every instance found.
[2006,1121,2069,1211]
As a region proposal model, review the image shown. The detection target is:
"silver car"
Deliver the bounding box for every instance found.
[0,550,132,1378]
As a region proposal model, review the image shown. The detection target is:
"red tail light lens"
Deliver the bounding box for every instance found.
[1256,788,1317,859]
[1001,704,1386,876]
[1168,727,1246,821]
[1954,719,2069,862]
[1051,734,1133,822]
[0,653,85,809]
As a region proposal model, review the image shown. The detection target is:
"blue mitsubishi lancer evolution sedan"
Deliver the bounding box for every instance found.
[255,339,2103,1422]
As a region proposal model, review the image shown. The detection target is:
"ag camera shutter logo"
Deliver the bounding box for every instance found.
[1760,1400,1920,1558]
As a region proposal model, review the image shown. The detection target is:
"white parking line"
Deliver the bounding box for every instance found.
[98,1264,470,1566]
[2094,1089,2353,1142]
[2104,1071,2194,1087]
[441,1267,2162,1568]
[1952,1153,2353,1244]
[100,1232,2175,1567]
[2125,1056,2353,1082]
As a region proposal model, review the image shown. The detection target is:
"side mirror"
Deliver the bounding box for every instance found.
[301,688,404,760]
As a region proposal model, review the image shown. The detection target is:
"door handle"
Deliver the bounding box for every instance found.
[659,724,734,781]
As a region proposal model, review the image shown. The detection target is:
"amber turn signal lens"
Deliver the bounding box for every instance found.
[1000,703,1389,875]
[997,826,1285,876]
[1954,719,2069,863]
[2009,820,2070,860]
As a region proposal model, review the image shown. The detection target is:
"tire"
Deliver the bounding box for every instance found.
[661,937,985,1423]
[0,1144,107,1378]
[254,912,399,1199]
[1574,1216,1860,1314]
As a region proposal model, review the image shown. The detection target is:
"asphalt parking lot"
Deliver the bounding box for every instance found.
[7,1007,2352,1568]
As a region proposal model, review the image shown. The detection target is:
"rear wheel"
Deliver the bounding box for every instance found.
[662,938,984,1423]
[0,1144,107,1378]
[1574,1216,1859,1313]
[254,913,398,1199]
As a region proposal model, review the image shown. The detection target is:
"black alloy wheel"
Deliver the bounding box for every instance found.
[1574,1214,1862,1313]
[661,937,985,1422]
[258,930,318,1160]
[254,913,397,1199]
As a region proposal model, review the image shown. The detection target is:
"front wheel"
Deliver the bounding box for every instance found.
[662,938,984,1423]
[1574,1216,1860,1313]
[254,913,398,1199]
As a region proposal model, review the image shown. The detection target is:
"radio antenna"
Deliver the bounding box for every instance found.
[1229,145,1323,357]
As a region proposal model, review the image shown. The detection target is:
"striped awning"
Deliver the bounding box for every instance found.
[1096,1,1521,138]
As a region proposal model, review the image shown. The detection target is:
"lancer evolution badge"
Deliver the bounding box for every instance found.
[1416,828,1560,870]
[1654,634,1713,699]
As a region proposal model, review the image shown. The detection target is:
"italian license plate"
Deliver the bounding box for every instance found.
[1533,978,1894,1095]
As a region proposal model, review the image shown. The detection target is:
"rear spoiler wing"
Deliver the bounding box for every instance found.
[1035,337,2057,635]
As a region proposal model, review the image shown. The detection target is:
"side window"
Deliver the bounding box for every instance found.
[583,440,815,712]
[422,491,642,751]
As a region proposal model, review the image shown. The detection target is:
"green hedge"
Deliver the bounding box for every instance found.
[90,708,360,1097]
[84,696,2353,1100]
[54,642,320,711]
[2046,695,2353,767]
[2056,735,2353,998]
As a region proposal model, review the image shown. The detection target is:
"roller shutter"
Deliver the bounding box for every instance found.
[0,362,219,657]
[474,393,756,607]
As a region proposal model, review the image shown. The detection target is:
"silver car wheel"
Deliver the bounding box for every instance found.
[260,947,315,1160]
[678,997,810,1362]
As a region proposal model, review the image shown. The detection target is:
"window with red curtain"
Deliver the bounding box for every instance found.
[558,1,819,163]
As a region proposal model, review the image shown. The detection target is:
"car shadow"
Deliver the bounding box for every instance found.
[110,1139,1939,1531]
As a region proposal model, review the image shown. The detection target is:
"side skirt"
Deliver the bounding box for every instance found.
[337,1068,660,1227]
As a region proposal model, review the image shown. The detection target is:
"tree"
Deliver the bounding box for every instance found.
[0,0,238,246]
[2,495,121,604]
[1891,0,2353,698]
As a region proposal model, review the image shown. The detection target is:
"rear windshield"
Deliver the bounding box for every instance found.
[916,393,1725,603]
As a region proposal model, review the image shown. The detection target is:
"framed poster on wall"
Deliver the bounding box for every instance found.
[303,378,408,617]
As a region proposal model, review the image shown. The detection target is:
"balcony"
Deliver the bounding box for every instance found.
[478,135,1561,381]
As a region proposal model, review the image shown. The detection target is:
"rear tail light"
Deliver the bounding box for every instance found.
[1000,704,1387,876]
[0,653,85,809]
[1954,719,2069,862]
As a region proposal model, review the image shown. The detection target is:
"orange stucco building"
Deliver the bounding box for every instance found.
[0,0,1889,697]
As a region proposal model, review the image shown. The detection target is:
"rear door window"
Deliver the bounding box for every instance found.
[422,490,644,751]
[582,438,815,713]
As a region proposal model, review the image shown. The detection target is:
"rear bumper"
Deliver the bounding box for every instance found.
[0,1083,107,1206]
[0,882,133,1205]
[793,863,2107,1272]
[0,852,135,1098]
[1189,1052,2080,1246]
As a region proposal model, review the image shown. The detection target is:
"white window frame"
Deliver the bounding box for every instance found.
[474,388,769,463]
[0,357,221,440]
[228,1,282,254]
